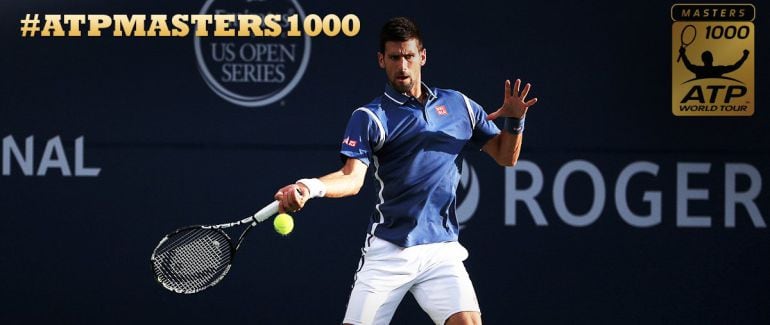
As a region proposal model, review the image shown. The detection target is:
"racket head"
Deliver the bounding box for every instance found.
[151,226,235,294]
[681,24,696,46]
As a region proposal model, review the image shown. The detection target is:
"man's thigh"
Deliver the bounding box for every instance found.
[343,236,419,325]
[410,246,480,324]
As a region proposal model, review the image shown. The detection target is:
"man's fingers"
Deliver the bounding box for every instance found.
[276,185,299,213]
[280,185,308,212]
[520,83,531,100]
[496,79,536,119]
[281,195,297,213]
[274,188,286,212]
[290,186,303,207]
[284,187,297,207]
[513,79,521,97]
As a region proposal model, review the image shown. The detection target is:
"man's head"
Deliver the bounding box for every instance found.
[701,51,714,66]
[378,17,426,95]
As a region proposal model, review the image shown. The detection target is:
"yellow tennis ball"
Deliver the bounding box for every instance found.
[273,213,294,236]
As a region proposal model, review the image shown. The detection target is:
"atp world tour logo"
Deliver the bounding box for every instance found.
[671,4,755,116]
[195,0,311,107]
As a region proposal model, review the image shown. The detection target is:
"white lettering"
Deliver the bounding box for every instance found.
[725,163,765,228]
[676,163,711,227]
[75,136,100,177]
[615,162,662,227]
[37,136,71,176]
[505,160,548,226]
[2,135,34,176]
[553,160,605,227]
[2,135,100,177]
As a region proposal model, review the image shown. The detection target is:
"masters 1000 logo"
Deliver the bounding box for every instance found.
[195,0,311,107]
[671,3,755,116]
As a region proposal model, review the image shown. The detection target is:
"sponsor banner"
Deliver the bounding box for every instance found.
[459,154,768,230]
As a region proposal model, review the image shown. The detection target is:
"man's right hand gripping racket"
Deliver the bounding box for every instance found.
[150,200,280,294]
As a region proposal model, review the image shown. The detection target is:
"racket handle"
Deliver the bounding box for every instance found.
[251,201,280,223]
[677,53,682,63]
[241,188,302,224]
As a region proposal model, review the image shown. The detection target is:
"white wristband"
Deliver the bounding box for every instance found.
[296,178,327,199]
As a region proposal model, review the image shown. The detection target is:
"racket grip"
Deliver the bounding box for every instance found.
[244,188,302,224]
[251,201,280,223]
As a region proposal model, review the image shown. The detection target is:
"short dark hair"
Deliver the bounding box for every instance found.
[379,17,423,53]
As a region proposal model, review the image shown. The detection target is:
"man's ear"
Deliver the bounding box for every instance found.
[377,52,385,69]
[420,48,426,66]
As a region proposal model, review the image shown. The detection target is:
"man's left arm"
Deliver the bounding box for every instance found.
[482,79,538,166]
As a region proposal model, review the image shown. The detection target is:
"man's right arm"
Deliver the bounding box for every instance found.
[317,158,368,198]
[274,158,368,213]
[679,47,696,71]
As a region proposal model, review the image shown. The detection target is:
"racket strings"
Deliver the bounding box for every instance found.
[152,228,233,293]
[681,25,696,46]
[159,227,214,256]
[155,234,229,291]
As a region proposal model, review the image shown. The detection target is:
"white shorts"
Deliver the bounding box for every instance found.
[342,235,480,325]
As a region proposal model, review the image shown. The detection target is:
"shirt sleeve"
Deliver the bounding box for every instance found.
[466,96,501,150]
[339,109,382,166]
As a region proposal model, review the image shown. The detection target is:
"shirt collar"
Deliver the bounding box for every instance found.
[383,81,437,105]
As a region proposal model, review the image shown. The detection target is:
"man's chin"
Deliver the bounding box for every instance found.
[391,80,414,94]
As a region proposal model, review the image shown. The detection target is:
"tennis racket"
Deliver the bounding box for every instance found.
[677,24,696,63]
[151,200,281,294]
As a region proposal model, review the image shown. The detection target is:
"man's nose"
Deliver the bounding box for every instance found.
[399,57,409,70]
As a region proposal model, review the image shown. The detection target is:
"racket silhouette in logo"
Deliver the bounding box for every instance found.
[677,24,696,63]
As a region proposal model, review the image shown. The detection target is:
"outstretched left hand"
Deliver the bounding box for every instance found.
[486,79,538,120]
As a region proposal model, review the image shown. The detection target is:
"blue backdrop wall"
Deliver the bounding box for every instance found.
[1,0,768,324]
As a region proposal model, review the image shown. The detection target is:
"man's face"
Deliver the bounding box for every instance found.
[378,38,426,94]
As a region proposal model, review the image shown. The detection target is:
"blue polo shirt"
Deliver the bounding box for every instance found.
[340,81,500,247]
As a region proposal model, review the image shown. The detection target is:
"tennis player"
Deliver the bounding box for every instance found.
[274,17,537,325]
